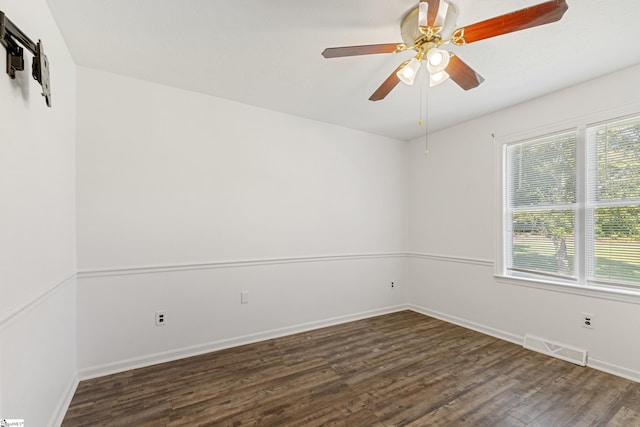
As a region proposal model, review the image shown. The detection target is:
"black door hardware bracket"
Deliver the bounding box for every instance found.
[1,10,51,107]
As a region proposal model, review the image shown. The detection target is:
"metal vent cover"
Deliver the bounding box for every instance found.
[524,334,587,366]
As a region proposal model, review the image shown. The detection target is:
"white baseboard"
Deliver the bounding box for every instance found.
[77,302,640,385]
[409,304,640,384]
[78,304,409,380]
[49,374,79,427]
[588,357,640,384]
[408,304,523,346]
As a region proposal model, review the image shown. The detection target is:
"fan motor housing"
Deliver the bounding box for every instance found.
[400,2,459,48]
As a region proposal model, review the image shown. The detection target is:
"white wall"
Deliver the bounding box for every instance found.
[75,67,409,375]
[407,64,640,381]
[0,0,77,425]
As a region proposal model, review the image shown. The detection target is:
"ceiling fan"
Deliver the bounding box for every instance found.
[322,0,569,101]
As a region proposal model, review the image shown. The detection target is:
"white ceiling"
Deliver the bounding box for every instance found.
[47,0,640,141]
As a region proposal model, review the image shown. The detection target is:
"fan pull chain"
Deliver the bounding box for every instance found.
[424,76,429,156]
[419,73,424,126]
[419,67,429,156]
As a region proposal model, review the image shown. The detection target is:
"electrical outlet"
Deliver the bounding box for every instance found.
[155,311,167,326]
[391,281,395,289]
[582,313,594,329]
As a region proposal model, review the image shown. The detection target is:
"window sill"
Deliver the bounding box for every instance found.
[494,274,640,305]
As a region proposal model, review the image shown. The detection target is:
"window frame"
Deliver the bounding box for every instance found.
[504,128,580,282]
[494,105,640,303]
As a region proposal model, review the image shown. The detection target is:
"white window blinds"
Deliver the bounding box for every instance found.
[586,115,640,289]
[505,131,577,280]
[503,113,640,291]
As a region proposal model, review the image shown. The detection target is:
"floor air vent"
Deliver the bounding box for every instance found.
[523,334,587,366]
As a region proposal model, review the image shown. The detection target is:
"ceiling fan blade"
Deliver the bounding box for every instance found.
[369,63,406,101]
[419,0,449,29]
[322,43,404,58]
[452,0,568,45]
[445,55,484,91]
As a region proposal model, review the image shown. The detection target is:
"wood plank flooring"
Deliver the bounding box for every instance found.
[62,311,640,426]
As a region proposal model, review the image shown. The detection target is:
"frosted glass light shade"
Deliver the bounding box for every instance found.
[426,48,450,73]
[429,70,450,86]
[397,57,422,85]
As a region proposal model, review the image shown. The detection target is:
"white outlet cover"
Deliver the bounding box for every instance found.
[155,311,167,326]
[582,313,595,329]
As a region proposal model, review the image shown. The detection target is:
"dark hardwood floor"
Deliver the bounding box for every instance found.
[62,311,640,426]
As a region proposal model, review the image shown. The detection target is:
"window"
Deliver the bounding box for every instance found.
[503,114,640,292]
[586,116,640,289]
[505,130,577,280]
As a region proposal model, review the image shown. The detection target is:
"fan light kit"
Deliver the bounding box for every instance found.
[322,0,569,102]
